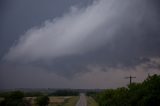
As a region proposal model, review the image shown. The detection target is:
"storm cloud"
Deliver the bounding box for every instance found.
[1,0,160,89]
[1,57,160,89]
[5,0,160,62]
[4,0,114,61]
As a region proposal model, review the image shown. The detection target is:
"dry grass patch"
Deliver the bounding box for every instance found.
[63,96,79,106]
[49,96,71,106]
[87,96,99,106]
[24,96,76,106]
[24,96,69,106]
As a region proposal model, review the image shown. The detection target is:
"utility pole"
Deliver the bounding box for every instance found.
[125,75,136,85]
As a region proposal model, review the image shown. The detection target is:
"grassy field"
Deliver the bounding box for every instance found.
[48,97,62,106]
[25,96,73,106]
[87,96,99,106]
[1,96,79,106]
[63,96,79,106]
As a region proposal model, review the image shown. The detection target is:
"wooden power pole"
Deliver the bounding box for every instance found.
[125,75,136,85]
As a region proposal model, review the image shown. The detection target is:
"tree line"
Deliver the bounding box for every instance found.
[88,74,160,106]
[0,89,79,106]
[0,91,49,106]
[49,89,79,96]
[1,74,160,106]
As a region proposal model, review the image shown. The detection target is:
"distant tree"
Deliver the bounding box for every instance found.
[0,98,6,106]
[35,95,49,106]
[3,91,25,106]
[24,92,43,97]
[49,90,79,96]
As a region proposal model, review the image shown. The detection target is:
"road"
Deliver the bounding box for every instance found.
[76,93,87,106]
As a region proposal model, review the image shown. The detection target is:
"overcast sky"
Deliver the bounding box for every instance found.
[0,0,160,89]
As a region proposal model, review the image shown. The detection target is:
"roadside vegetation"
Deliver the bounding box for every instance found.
[63,96,79,106]
[87,96,99,106]
[88,74,160,106]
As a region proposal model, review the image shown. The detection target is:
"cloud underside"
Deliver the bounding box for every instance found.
[3,0,160,77]
[1,58,160,89]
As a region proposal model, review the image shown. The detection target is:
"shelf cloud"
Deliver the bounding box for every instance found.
[4,0,158,62]
[1,0,160,89]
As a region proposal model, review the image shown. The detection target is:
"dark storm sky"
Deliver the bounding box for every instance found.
[0,0,160,89]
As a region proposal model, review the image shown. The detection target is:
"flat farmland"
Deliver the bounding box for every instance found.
[25,96,79,106]
[49,96,70,106]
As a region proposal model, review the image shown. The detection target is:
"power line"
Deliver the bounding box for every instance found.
[125,75,136,85]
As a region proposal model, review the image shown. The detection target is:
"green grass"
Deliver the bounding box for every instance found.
[63,96,79,106]
[87,96,99,106]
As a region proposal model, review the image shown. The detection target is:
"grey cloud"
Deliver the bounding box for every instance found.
[0,63,69,89]
[1,58,160,89]
[2,0,160,78]
[4,0,114,62]
[5,0,159,62]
